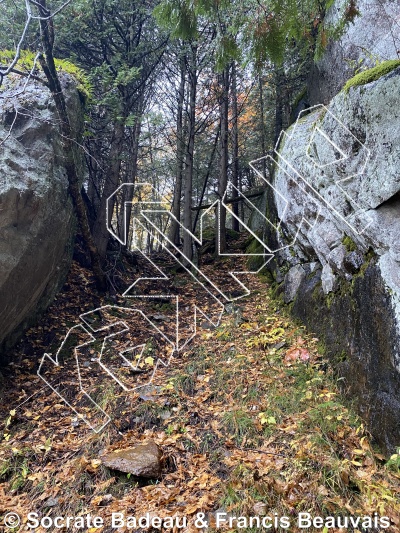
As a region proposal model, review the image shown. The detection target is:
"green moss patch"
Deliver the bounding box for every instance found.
[246,237,267,270]
[343,59,400,93]
[0,50,92,99]
[342,235,357,252]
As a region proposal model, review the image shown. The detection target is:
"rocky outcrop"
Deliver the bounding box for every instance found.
[0,74,82,361]
[259,66,400,453]
[309,0,400,104]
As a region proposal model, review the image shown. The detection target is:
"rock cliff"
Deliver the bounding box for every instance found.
[258,66,400,453]
[0,74,82,361]
[309,0,400,104]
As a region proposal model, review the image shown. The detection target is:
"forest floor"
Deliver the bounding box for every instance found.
[0,240,400,533]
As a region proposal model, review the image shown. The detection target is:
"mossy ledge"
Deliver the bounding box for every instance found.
[343,59,400,93]
[0,50,92,99]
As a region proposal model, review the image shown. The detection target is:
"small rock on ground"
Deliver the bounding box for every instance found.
[101,440,162,478]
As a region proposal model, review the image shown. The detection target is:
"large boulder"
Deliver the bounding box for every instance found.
[309,0,400,104]
[262,66,400,453]
[0,74,82,361]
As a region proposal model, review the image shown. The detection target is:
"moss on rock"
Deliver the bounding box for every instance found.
[342,235,357,252]
[246,237,267,271]
[343,59,400,93]
[0,50,92,99]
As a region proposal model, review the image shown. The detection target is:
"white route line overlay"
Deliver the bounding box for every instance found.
[36,103,372,432]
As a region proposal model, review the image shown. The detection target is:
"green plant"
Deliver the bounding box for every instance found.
[219,483,242,508]
[223,409,254,441]
[0,448,35,493]
[386,449,400,473]
[165,424,174,435]
[173,373,196,395]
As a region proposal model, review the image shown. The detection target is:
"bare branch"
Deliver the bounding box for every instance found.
[0,0,33,78]
[0,106,18,147]
[29,0,73,20]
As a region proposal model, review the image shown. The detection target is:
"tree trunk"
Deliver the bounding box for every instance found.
[216,65,230,253]
[231,62,240,232]
[92,119,126,260]
[120,99,144,249]
[274,66,285,147]
[258,75,267,178]
[168,53,186,247]
[193,127,219,234]
[182,44,197,262]
[36,0,106,290]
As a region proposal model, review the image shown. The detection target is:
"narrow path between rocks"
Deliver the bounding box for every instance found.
[0,255,399,533]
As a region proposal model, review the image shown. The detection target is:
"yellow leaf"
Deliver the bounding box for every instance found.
[258,413,276,425]
[91,459,102,469]
[144,356,154,366]
[9,409,16,417]
[352,449,365,456]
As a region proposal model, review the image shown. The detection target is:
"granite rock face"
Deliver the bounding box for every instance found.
[0,74,82,360]
[258,67,400,452]
[309,0,400,104]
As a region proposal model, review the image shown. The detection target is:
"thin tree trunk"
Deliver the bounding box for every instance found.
[182,44,197,262]
[231,62,240,231]
[36,0,106,290]
[274,66,285,147]
[193,127,219,234]
[168,53,186,246]
[258,75,267,179]
[92,119,126,259]
[121,102,143,249]
[216,65,230,253]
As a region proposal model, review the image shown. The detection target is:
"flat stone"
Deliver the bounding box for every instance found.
[43,497,59,508]
[284,264,306,303]
[139,384,163,402]
[321,264,336,294]
[200,321,215,330]
[101,440,162,478]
